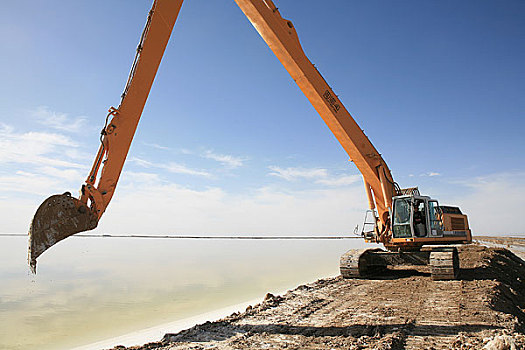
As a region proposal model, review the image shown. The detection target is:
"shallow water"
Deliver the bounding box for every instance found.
[0,236,371,350]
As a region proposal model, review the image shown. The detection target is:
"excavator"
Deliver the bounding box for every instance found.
[28,0,472,279]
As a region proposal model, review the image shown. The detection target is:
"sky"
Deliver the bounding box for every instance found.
[0,0,524,236]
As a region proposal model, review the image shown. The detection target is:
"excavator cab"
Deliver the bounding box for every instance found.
[392,195,443,239]
[391,194,471,245]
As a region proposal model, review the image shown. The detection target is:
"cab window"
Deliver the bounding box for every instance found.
[393,198,412,238]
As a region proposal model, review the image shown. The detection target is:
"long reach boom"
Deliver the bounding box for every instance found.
[28,0,428,272]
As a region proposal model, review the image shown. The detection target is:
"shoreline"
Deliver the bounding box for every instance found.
[71,298,260,350]
[70,281,312,350]
[73,238,525,350]
[103,243,525,350]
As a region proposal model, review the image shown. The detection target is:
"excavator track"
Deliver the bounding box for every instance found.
[340,249,384,278]
[341,247,460,280]
[429,248,459,280]
[340,249,366,278]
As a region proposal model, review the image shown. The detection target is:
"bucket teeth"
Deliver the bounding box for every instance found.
[28,193,98,273]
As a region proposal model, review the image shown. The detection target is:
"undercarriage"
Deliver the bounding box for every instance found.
[340,246,460,280]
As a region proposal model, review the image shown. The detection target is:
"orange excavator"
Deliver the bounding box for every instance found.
[28,0,471,279]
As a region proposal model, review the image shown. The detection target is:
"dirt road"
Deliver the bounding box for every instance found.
[113,243,525,349]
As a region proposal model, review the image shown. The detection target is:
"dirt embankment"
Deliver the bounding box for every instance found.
[113,243,525,350]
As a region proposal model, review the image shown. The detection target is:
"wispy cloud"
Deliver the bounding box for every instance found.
[122,171,162,184]
[32,106,87,133]
[316,175,361,186]
[203,150,247,168]
[137,146,247,170]
[0,124,93,205]
[409,172,441,178]
[0,124,85,168]
[0,168,83,196]
[142,142,170,151]
[268,165,359,187]
[0,172,54,196]
[129,157,154,168]
[0,122,91,201]
[268,166,328,181]
[36,166,84,182]
[164,162,211,177]
[421,172,441,177]
[130,156,211,177]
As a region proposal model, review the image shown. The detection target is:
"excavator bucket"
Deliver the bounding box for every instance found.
[28,193,98,273]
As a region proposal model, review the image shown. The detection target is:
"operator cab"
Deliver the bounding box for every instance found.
[392,195,444,239]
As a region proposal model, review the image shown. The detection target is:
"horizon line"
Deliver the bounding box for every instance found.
[0,233,362,239]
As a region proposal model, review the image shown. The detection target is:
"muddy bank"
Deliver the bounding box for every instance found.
[111,243,525,349]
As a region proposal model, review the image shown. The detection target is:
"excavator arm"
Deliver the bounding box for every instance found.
[28,0,184,272]
[81,0,183,216]
[28,0,395,272]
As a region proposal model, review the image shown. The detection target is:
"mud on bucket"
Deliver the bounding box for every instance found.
[28,192,98,273]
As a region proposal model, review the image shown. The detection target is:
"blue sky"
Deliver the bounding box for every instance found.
[0,0,524,235]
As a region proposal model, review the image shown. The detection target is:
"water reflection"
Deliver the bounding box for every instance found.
[0,236,369,350]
